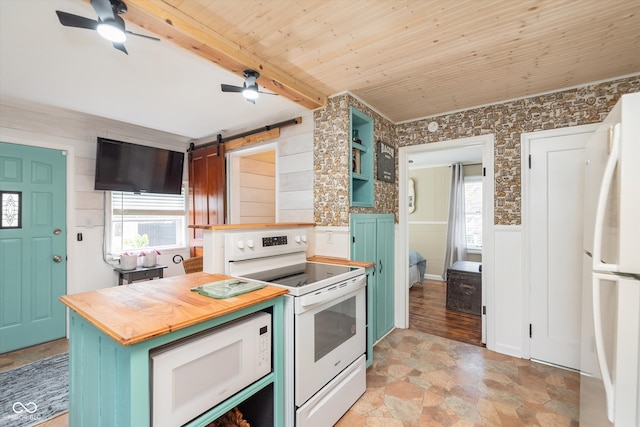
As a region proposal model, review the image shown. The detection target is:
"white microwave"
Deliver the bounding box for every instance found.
[150,311,271,427]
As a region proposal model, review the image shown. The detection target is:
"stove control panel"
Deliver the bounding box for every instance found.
[225,228,309,261]
[262,235,288,247]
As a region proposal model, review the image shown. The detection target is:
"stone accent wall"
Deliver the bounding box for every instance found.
[314,93,396,226]
[397,76,640,225]
[314,75,640,226]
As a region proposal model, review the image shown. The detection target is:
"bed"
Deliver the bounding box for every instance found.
[409,249,426,288]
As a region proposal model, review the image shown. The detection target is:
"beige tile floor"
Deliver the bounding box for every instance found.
[336,328,579,427]
[2,329,579,426]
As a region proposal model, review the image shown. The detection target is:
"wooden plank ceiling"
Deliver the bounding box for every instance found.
[124,0,640,122]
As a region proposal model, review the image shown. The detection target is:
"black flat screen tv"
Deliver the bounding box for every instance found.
[94,137,185,194]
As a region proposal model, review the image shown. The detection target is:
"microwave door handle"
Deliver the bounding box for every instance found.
[592,273,615,423]
[593,123,621,273]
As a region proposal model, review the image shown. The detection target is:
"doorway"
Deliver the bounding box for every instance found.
[227,143,277,224]
[407,160,483,346]
[397,134,495,347]
[522,124,598,370]
[0,142,67,353]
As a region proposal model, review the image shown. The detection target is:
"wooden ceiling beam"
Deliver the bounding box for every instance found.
[122,0,326,110]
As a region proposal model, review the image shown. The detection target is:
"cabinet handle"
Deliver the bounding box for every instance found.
[379,259,383,274]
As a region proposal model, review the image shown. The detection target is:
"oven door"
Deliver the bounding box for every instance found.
[294,275,366,406]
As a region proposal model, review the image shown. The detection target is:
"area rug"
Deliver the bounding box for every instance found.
[0,353,68,427]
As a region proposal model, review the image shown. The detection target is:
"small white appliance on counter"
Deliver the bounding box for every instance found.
[203,225,367,427]
[150,312,271,427]
[580,92,640,427]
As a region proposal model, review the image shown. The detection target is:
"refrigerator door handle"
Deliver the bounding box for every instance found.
[592,272,615,423]
[593,123,621,273]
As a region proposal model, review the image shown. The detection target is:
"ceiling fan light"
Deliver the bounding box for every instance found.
[242,86,259,100]
[97,20,126,43]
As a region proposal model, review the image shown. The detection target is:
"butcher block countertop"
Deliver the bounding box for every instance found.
[189,222,315,230]
[308,255,375,269]
[60,272,288,346]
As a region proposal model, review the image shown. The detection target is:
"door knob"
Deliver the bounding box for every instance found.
[53,228,62,235]
[53,255,62,263]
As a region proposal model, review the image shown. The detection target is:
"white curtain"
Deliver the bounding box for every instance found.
[444,163,467,277]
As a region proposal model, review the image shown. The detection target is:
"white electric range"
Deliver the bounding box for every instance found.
[203,226,367,426]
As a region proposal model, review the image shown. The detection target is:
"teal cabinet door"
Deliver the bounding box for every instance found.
[375,215,395,339]
[351,214,394,344]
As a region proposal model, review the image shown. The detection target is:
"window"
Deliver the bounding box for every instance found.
[464,176,483,251]
[108,186,187,254]
[1,191,22,229]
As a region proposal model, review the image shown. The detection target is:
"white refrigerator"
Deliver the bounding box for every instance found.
[580,91,640,427]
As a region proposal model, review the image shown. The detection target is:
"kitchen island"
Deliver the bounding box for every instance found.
[60,272,288,426]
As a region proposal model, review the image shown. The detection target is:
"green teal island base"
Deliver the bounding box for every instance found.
[60,272,288,426]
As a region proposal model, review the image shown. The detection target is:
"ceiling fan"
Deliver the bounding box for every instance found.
[221,70,279,104]
[55,0,160,55]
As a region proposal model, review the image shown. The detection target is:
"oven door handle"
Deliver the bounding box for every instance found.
[299,277,365,309]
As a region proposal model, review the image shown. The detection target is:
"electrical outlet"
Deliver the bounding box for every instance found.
[326,231,333,244]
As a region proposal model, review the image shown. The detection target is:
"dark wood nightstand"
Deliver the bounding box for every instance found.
[114,265,168,285]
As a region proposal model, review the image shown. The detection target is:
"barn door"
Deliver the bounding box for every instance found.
[188,144,225,256]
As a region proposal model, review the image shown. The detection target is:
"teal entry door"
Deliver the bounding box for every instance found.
[0,142,67,353]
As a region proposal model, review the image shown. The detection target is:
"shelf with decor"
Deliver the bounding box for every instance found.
[350,107,374,207]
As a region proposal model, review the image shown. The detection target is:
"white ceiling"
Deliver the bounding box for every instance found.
[0,0,308,141]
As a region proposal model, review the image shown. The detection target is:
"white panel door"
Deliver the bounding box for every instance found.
[529,131,591,370]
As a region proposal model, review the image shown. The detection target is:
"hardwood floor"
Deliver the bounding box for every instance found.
[409,278,483,346]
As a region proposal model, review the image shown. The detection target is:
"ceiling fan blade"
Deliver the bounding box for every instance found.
[113,42,128,55]
[221,84,244,93]
[258,90,279,96]
[125,30,160,41]
[246,98,256,104]
[55,11,98,30]
[90,0,116,21]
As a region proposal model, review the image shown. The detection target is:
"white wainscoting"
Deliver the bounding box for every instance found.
[492,225,524,358]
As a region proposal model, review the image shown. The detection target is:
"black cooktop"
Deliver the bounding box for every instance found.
[243,262,355,288]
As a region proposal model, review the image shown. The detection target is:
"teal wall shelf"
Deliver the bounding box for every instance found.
[350,107,374,207]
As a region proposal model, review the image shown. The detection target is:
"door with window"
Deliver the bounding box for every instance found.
[0,142,66,353]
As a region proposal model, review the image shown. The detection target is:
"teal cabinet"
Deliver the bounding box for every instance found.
[350,214,394,343]
[350,107,374,207]
[67,297,285,427]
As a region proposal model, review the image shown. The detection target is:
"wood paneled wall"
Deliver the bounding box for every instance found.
[0,99,192,293]
[238,151,276,223]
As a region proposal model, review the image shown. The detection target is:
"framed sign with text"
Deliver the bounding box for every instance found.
[376,141,395,182]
